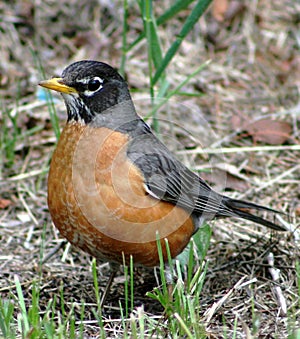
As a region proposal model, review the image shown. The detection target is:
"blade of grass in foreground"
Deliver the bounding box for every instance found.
[145,60,210,120]
[153,0,212,85]
[15,275,30,335]
[0,298,15,338]
[128,0,195,51]
[33,50,61,140]
[119,0,129,77]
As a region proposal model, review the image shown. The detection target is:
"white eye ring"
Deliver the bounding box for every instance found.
[82,77,104,96]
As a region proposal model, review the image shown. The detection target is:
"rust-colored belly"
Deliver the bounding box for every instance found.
[48,122,195,266]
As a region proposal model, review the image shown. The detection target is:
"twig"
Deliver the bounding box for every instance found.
[276,214,300,242]
[267,252,287,316]
[203,276,247,323]
[41,240,67,264]
[237,163,300,200]
[177,144,300,155]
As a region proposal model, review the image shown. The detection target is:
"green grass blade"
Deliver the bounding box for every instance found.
[149,21,163,71]
[187,239,195,291]
[146,60,210,119]
[28,283,40,336]
[0,299,15,338]
[157,0,194,25]
[130,255,134,311]
[192,223,212,263]
[14,275,30,335]
[190,261,208,295]
[174,313,194,339]
[120,0,129,76]
[156,78,170,100]
[33,51,61,140]
[156,233,168,296]
[141,0,164,95]
[128,0,194,51]
[153,0,212,85]
[122,253,129,318]
[91,258,102,315]
[44,90,61,141]
[119,300,128,339]
[141,0,163,69]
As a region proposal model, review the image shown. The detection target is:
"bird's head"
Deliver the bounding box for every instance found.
[39,60,132,124]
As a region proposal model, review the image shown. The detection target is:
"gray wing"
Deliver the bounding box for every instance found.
[127,130,231,218]
[126,125,285,231]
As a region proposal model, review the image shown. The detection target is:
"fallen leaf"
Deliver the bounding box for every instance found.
[212,0,229,22]
[201,167,249,192]
[231,112,251,131]
[0,198,12,209]
[212,0,245,22]
[246,119,292,145]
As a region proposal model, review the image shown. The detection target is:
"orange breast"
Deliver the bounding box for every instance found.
[48,122,195,266]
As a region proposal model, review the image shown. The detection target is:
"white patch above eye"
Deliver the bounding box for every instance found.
[76,78,89,84]
[76,76,103,85]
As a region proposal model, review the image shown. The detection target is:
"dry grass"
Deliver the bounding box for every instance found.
[1,0,299,337]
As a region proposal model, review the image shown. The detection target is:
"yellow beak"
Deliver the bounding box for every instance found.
[39,77,78,94]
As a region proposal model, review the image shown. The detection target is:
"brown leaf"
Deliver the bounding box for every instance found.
[231,112,251,131]
[201,168,249,192]
[212,0,229,22]
[246,119,292,145]
[0,198,12,209]
[222,171,250,191]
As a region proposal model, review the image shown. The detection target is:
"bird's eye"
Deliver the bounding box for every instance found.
[87,77,103,92]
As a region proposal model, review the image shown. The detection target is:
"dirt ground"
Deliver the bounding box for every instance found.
[1,0,299,337]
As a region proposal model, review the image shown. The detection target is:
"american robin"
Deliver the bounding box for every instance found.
[39,60,286,271]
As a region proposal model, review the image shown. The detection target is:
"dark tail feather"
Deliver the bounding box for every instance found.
[224,198,286,231]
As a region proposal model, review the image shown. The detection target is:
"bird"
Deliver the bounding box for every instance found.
[39,60,286,295]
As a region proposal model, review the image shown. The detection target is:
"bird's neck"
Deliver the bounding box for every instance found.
[89,99,141,132]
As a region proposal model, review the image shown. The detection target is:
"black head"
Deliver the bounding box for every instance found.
[39,60,134,124]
